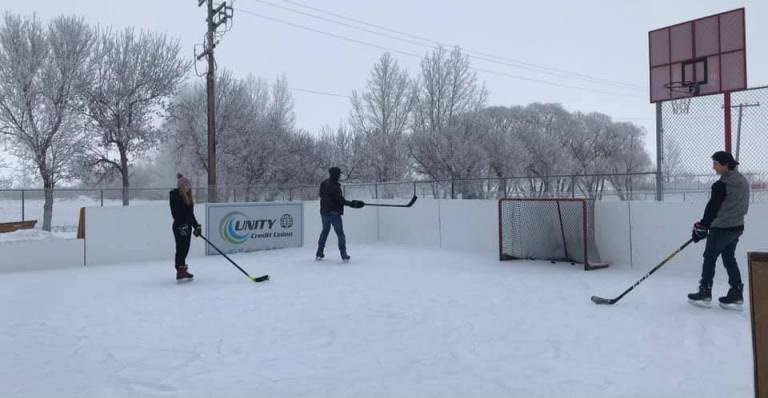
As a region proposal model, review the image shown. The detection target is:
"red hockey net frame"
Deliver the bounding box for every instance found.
[497,198,609,271]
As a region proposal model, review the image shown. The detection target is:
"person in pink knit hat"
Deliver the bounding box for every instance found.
[169,173,201,281]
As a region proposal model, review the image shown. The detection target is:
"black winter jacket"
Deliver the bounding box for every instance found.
[170,189,200,227]
[319,179,352,215]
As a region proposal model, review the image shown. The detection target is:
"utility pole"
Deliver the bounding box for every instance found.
[196,0,232,203]
[728,102,760,162]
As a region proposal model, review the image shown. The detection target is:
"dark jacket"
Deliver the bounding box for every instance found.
[170,189,199,227]
[701,169,749,229]
[319,179,352,215]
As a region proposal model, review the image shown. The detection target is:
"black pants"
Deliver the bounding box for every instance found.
[700,227,743,287]
[317,212,347,256]
[173,224,192,268]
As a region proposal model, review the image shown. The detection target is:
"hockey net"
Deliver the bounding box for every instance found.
[498,198,608,270]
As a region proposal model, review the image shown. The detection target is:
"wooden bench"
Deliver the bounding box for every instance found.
[0,220,38,233]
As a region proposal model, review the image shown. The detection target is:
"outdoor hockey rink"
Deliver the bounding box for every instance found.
[0,243,752,398]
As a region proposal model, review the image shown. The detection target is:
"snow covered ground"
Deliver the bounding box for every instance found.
[0,197,164,238]
[0,243,753,397]
[0,228,59,242]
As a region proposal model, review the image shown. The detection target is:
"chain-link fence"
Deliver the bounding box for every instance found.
[345,173,658,201]
[3,167,768,237]
[660,85,768,196]
[0,173,656,235]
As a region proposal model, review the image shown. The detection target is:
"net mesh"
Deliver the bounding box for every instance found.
[499,199,606,269]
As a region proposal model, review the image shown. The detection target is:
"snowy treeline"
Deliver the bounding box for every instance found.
[169,49,652,199]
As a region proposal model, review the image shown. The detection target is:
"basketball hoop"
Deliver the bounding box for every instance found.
[664,81,701,96]
[670,97,691,114]
[664,81,699,115]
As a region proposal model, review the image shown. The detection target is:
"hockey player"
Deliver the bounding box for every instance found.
[688,151,750,309]
[316,167,364,262]
[170,173,201,281]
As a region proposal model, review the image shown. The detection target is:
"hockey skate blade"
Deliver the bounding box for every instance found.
[719,302,744,311]
[590,296,615,305]
[688,299,712,308]
[176,278,193,284]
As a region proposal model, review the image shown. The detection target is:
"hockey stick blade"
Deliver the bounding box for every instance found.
[363,195,418,208]
[251,275,270,283]
[591,296,617,305]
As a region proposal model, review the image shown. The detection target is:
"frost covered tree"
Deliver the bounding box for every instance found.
[80,28,189,205]
[0,14,94,230]
[409,47,488,193]
[167,72,309,200]
[351,53,415,182]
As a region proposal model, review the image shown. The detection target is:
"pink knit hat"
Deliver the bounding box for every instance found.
[177,173,191,189]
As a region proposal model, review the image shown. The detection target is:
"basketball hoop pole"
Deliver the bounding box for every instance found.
[725,92,732,152]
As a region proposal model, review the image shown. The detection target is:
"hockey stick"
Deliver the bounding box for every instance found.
[591,238,694,305]
[198,234,270,283]
[362,195,418,208]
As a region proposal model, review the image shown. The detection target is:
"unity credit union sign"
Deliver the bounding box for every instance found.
[205,202,304,255]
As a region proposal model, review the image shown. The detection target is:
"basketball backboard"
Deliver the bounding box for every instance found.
[649,8,746,103]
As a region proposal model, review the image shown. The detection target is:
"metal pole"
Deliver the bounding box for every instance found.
[724,92,732,153]
[736,104,744,162]
[206,0,217,203]
[100,190,104,207]
[21,190,25,221]
[571,175,575,198]
[655,102,664,201]
[726,102,759,163]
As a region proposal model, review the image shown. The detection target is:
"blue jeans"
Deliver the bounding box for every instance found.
[317,212,347,256]
[700,227,743,287]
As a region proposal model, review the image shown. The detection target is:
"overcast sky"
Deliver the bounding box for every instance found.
[3,0,767,162]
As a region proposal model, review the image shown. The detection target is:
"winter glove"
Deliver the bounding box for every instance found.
[193,225,202,237]
[349,200,365,209]
[691,221,708,243]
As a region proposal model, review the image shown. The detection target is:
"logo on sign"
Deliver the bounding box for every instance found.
[280,214,293,228]
[220,212,250,244]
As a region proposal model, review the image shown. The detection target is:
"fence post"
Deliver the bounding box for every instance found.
[655,101,664,201]
[375,183,378,199]
[21,190,25,221]
[100,190,104,207]
[570,176,576,198]
[413,183,416,197]
[451,179,455,199]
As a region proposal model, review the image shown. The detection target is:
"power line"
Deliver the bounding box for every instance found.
[234,7,644,100]
[235,8,423,58]
[285,85,350,99]
[271,0,645,91]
